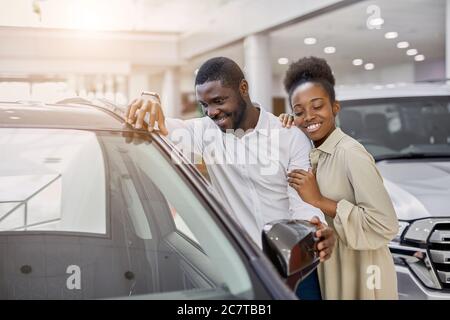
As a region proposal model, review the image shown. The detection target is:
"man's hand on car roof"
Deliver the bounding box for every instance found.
[125,94,168,136]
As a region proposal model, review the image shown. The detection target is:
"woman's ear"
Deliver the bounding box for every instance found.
[240,79,249,97]
[332,101,341,116]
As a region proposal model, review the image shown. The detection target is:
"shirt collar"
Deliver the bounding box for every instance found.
[219,103,270,137]
[252,103,270,137]
[316,127,346,154]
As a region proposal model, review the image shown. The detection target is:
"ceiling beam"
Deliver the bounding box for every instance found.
[0,26,180,74]
[179,0,362,59]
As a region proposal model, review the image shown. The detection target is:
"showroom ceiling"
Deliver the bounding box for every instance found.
[269,0,445,76]
[179,0,445,83]
[0,0,446,85]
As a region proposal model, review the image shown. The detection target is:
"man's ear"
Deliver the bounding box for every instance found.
[332,101,341,116]
[239,79,249,97]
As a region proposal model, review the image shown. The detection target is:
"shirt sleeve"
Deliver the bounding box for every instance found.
[165,117,206,158]
[333,146,399,250]
[287,130,326,223]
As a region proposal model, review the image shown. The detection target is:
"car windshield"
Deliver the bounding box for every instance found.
[338,96,450,160]
[0,128,254,300]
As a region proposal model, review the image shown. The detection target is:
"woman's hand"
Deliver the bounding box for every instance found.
[288,169,338,218]
[288,168,322,207]
[278,113,295,128]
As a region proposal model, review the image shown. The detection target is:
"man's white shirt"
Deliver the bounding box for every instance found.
[165,107,325,247]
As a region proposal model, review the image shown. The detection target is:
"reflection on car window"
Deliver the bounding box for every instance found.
[0,174,62,231]
[0,129,253,300]
[338,97,450,158]
[170,202,200,245]
[0,129,106,234]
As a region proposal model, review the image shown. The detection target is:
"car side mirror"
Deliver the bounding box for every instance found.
[262,219,320,291]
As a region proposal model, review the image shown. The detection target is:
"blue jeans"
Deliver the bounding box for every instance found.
[295,269,322,300]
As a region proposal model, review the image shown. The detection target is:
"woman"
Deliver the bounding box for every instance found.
[280,56,399,300]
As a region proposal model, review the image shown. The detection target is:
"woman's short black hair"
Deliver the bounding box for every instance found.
[283,56,336,104]
[195,57,245,90]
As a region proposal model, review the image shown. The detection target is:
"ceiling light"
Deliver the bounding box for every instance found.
[385,32,398,39]
[304,37,317,45]
[352,59,363,66]
[386,84,396,89]
[407,49,418,56]
[397,41,409,49]
[278,57,289,65]
[369,18,384,27]
[415,54,425,61]
[373,85,384,90]
[364,63,375,70]
[9,116,20,120]
[324,46,336,54]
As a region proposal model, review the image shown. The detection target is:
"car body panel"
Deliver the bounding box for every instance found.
[336,83,450,101]
[378,160,450,220]
[0,101,124,130]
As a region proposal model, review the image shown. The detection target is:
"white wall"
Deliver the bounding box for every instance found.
[336,62,415,85]
[180,71,195,94]
[272,74,286,97]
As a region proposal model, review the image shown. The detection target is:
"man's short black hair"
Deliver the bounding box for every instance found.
[195,57,245,89]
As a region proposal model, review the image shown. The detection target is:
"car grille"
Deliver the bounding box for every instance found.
[428,225,450,289]
[402,218,450,290]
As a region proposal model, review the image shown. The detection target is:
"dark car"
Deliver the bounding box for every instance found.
[0,99,318,300]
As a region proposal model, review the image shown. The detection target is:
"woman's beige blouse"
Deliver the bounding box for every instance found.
[311,128,399,300]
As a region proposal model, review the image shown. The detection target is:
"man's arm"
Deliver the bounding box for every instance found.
[287,129,326,222]
[286,129,335,262]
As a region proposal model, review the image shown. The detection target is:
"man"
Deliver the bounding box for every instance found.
[126,57,335,299]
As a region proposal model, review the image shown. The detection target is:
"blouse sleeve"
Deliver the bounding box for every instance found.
[333,146,399,250]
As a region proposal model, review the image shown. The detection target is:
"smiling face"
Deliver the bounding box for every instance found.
[196,80,247,132]
[291,82,340,147]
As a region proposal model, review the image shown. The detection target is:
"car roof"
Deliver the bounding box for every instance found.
[0,100,126,130]
[336,83,450,101]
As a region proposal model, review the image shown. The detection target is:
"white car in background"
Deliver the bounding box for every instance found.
[337,83,450,300]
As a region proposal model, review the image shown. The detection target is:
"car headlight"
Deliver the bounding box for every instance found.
[393,220,410,243]
[389,220,443,289]
[390,221,410,266]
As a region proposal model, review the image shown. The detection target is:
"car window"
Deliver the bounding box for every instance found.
[338,97,450,158]
[0,129,106,234]
[170,203,200,245]
[0,128,254,300]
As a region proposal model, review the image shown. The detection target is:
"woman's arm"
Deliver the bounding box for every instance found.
[287,168,338,218]
[288,147,399,250]
[316,196,338,218]
[332,147,399,250]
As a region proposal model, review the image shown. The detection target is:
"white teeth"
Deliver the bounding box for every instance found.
[306,123,321,133]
